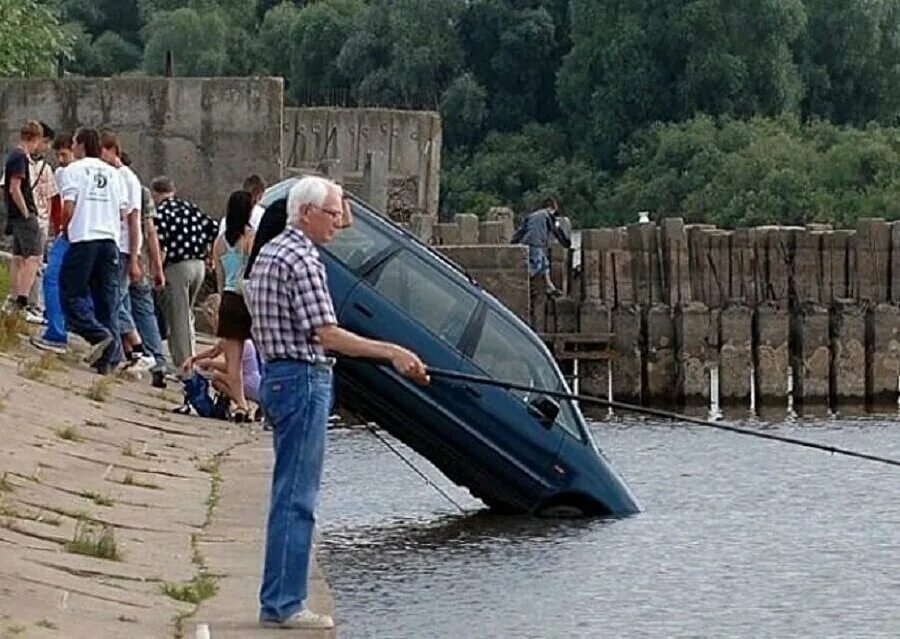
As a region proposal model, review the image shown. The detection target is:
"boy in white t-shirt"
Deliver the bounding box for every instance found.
[59,127,129,374]
[99,132,157,374]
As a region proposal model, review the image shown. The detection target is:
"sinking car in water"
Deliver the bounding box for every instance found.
[252,178,640,517]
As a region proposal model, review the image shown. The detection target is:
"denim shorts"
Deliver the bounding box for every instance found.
[10,215,43,257]
[528,246,550,277]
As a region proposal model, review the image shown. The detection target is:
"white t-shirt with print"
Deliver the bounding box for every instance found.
[61,158,128,244]
[116,164,143,255]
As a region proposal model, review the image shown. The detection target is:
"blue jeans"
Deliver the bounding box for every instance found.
[258,360,333,622]
[60,239,123,368]
[41,236,69,344]
[129,280,166,371]
[528,246,550,277]
[117,253,137,334]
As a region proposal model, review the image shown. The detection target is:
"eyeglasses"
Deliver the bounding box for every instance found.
[313,205,343,221]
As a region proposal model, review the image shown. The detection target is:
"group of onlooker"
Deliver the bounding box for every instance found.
[2,119,265,403]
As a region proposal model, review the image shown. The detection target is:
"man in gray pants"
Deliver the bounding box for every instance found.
[149,177,219,375]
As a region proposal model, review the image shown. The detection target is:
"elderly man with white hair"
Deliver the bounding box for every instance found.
[245,176,430,630]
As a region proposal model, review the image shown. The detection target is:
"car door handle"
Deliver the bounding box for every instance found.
[352,302,373,318]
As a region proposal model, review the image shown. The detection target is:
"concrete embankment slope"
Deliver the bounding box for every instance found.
[0,330,334,638]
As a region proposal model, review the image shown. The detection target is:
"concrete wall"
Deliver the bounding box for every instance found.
[0,78,284,217]
[283,107,441,219]
[413,215,900,409]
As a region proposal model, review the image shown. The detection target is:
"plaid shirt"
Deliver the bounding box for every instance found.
[246,227,337,364]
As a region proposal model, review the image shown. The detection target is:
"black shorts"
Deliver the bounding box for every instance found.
[10,215,43,257]
[216,291,252,340]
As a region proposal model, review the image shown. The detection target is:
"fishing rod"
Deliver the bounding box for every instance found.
[424,367,900,470]
[365,423,468,514]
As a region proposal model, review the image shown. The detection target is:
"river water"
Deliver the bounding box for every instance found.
[318,414,900,638]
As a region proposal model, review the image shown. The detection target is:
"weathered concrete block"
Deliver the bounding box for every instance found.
[855,218,890,304]
[830,230,853,300]
[611,228,634,306]
[478,221,504,244]
[793,230,822,304]
[612,306,642,403]
[867,304,900,404]
[719,306,753,404]
[661,218,691,306]
[687,224,716,305]
[792,305,831,403]
[362,149,389,213]
[627,223,664,305]
[547,297,578,334]
[755,226,797,309]
[831,303,866,401]
[890,223,900,304]
[408,214,435,244]
[645,305,676,402]
[730,228,756,305]
[582,249,601,301]
[433,222,460,245]
[455,214,480,244]
[436,245,529,320]
[676,302,713,403]
[579,360,609,399]
[754,306,789,402]
[549,246,570,297]
[578,299,610,334]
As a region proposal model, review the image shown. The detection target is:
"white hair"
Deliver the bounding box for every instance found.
[287,176,341,226]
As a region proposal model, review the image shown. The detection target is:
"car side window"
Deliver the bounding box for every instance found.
[323,204,394,272]
[472,310,584,440]
[372,250,478,348]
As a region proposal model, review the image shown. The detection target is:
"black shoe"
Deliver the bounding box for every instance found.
[172,403,191,415]
[151,370,167,389]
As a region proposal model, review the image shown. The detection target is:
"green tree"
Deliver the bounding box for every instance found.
[288,0,362,102]
[440,73,488,147]
[458,1,562,134]
[258,1,300,80]
[558,0,807,167]
[142,8,229,76]
[339,0,463,107]
[799,0,900,126]
[0,0,72,76]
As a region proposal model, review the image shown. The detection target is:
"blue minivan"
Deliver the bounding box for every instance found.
[255,179,640,517]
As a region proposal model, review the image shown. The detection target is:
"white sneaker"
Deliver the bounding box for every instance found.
[129,354,156,373]
[30,335,67,355]
[84,335,114,366]
[259,608,334,630]
[22,307,46,325]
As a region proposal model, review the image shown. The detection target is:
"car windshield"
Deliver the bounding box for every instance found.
[322,205,394,272]
[471,310,584,441]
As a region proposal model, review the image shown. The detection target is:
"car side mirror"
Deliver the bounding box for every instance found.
[528,396,560,428]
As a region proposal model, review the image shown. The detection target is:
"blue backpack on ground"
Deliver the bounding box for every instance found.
[182,373,229,419]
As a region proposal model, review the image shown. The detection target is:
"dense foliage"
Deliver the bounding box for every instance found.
[10,0,900,228]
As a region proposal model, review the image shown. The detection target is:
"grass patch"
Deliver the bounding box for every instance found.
[0,389,11,412]
[0,310,28,352]
[121,443,135,457]
[19,353,62,381]
[5,623,26,635]
[197,458,218,475]
[65,520,121,561]
[0,472,12,493]
[35,619,58,630]
[120,473,160,490]
[162,574,218,605]
[55,425,82,442]
[79,490,114,507]
[86,378,113,402]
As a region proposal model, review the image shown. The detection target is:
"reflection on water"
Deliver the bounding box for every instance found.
[319,419,900,639]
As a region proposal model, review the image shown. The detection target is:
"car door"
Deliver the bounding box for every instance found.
[340,248,482,451]
[450,308,569,497]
